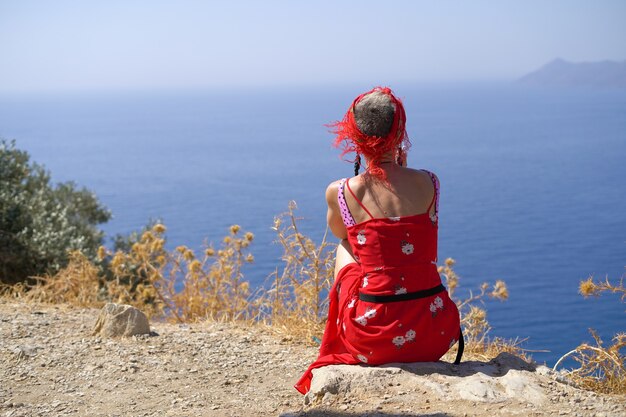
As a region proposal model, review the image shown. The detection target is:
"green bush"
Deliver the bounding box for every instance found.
[0,139,111,284]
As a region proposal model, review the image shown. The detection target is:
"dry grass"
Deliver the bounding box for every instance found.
[0,223,256,322]
[1,202,524,361]
[166,225,256,322]
[437,257,529,361]
[579,275,626,302]
[99,223,257,322]
[101,224,170,318]
[552,274,626,394]
[554,330,626,394]
[256,201,336,343]
[0,251,104,307]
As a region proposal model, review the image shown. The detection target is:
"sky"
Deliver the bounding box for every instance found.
[0,0,625,93]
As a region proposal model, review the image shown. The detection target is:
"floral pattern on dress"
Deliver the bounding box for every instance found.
[401,241,414,255]
[405,329,416,342]
[364,308,377,319]
[392,336,406,348]
[357,230,367,245]
[430,296,445,317]
[388,217,401,222]
[429,303,438,316]
[395,286,407,295]
[392,328,418,348]
[355,308,377,326]
[356,354,368,363]
[347,298,356,309]
[362,275,369,288]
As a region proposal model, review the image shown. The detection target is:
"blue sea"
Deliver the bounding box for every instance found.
[1,83,624,366]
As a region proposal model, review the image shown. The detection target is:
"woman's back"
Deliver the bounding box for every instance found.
[342,167,437,224]
[339,167,441,290]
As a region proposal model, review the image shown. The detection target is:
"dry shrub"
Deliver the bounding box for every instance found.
[554,330,625,394]
[579,275,626,302]
[98,223,256,321]
[1,223,256,323]
[167,225,256,322]
[438,257,528,361]
[2,225,172,317]
[553,275,626,394]
[258,201,336,342]
[101,224,170,318]
[0,251,103,307]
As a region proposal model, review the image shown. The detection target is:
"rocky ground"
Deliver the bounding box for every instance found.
[1,300,625,417]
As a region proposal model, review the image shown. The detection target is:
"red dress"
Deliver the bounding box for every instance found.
[295,171,462,394]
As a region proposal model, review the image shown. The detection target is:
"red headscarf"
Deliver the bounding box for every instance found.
[330,86,411,179]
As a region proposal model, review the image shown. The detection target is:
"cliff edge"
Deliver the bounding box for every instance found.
[1,301,624,416]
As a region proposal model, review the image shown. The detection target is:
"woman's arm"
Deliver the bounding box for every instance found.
[325,181,348,240]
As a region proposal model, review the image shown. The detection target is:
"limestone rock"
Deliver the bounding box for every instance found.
[305,352,547,406]
[92,303,150,337]
[305,365,402,405]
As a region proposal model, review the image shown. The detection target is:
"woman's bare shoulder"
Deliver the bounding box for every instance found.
[407,168,439,183]
[325,179,344,204]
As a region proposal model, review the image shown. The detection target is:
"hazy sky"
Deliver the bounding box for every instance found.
[1,1,625,93]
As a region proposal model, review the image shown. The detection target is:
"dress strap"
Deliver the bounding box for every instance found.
[345,178,375,219]
[337,179,357,227]
[422,170,440,218]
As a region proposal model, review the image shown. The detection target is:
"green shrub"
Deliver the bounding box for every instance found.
[0,139,110,284]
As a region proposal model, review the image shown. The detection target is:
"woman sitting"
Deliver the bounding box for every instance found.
[295,87,462,395]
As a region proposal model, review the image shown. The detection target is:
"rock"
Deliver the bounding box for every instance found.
[92,303,150,338]
[454,369,545,405]
[535,365,553,376]
[455,374,500,402]
[305,364,402,405]
[306,353,546,406]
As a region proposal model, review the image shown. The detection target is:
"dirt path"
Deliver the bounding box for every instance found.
[1,300,624,416]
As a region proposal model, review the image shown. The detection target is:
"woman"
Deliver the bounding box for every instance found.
[295,87,462,395]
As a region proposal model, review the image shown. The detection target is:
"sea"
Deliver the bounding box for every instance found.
[1,83,624,366]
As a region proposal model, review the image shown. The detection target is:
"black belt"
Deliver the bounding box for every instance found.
[358,284,445,303]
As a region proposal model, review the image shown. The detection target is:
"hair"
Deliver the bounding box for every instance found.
[330,86,410,179]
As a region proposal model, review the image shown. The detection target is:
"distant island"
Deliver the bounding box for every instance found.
[518,58,626,88]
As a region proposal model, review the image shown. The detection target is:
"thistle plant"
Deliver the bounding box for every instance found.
[553,273,626,394]
[100,223,170,318]
[437,257,519,359]
[167,225,256,322]
[579,275,626,303]
[259,201,336,341]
